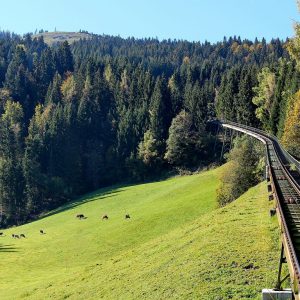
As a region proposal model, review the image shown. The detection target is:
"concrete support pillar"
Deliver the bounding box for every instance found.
[262,289,293,300]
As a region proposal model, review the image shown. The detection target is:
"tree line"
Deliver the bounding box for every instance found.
[0,31,291,226]
[215,3,300,205]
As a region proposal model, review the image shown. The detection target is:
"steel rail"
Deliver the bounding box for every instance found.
[223,122,300,195]
[217,120,300,298]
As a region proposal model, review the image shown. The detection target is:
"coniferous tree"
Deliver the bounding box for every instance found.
[0,101,25,225]
[5,45,28,96]
[23,104,45,215]
[216,67,240,121]
[149,76,171,142]
[45,72,62,105]
[236,67,256,126]
[56,41,74,75]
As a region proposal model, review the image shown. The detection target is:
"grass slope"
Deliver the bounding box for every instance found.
[0,167,280,299]
[32,31,92,45]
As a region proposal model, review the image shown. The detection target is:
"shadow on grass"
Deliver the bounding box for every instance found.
[32,171,180,222]
[0,244,18,253]
[41,186,127,219]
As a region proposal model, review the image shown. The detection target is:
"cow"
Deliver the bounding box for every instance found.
[125,214,130,219]
[270,208,276,217]
[12,234,19,239]
[40,229,45,234]
[20,234,26,238]
[102,214,109,220]
[76,214,85,219]
[0,232,3,236]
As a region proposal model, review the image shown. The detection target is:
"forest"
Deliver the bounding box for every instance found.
[0,30,299,226]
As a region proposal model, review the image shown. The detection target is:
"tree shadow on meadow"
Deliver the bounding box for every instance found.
[0,243,18,253]
[33,173,174,222]
[40,185,128,219]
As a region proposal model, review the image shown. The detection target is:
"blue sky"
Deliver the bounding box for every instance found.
[1,0,298,42]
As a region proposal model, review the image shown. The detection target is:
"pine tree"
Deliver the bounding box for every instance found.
[5,45,28,95]
[45,72,62,105]
[149,77,171,141]
[168,70,182,115]
[216,67,240,121]
[56,41,74,75]
[34,48,55,101]
[0,101,25,225]
[236,67,256,126]
[189,81,208,131]
[23,104,45,215]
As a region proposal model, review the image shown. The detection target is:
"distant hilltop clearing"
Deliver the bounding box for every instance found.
[32,31,93,45]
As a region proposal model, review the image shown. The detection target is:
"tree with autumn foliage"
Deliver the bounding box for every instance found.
[282,91,300,158]
[252,67,276,131]
[280,2,300,157]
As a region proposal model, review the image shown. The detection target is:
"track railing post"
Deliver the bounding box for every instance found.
[275,243,289,291]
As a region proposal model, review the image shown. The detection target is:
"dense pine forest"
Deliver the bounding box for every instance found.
[0,30,299,226]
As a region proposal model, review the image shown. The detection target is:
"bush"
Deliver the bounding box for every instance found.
[217,136,264,206]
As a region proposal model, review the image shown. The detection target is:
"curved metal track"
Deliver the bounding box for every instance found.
[217,120,300,298]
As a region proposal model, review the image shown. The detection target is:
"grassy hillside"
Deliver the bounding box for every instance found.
[32,31,92,45]
[0,167,280,299]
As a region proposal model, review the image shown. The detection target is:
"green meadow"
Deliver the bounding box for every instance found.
[0,167,280,299]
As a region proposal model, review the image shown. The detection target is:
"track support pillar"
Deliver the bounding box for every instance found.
[276,244,289,290]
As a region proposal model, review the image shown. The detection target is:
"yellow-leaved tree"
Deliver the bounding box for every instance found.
[281,1,300,157]
[287,1,300,68]
[282,91,300,158]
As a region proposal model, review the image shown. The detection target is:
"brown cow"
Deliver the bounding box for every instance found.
[76,214,85,219]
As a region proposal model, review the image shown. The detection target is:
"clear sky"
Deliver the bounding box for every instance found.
[0,0,298,42]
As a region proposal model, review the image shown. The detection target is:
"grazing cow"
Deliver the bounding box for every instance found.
[270,208,276,217]
[40,229,45,234]
[0,232,3,236]
[20,234,26,238]
[125,214,130,219]
[102,214,109,220]
[13,234,20,239]
[12,234,15,238]
[76,214,85,219]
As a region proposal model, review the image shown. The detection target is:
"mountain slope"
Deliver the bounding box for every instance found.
[0,167,280,299]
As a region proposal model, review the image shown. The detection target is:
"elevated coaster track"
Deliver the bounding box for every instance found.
[215,120,300,298]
